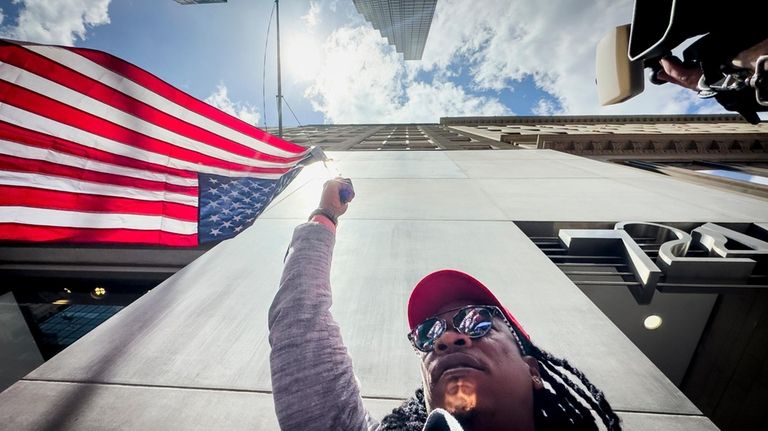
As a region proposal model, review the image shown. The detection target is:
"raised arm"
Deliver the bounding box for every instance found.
[268,179,374,430]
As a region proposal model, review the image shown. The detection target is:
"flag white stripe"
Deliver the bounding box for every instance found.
[0,171,198,207]
[26,45,306,159]
[0,139,198,187]
[0,63,298,170]
[0,104,284,180]
[0,206,197,235]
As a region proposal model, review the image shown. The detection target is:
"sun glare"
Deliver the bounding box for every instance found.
[284,33,323,82]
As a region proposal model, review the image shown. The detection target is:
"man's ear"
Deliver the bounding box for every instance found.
[523,356,544,389]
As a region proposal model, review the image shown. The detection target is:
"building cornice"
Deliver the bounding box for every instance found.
[441,114,748,125]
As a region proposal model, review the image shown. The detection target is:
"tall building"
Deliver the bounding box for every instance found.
[1,115,767,430]
[353,0,437,60]
[278,123,507,150]
[441,114,768,199]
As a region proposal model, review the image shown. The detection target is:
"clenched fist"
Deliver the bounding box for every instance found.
[318,178,355,221]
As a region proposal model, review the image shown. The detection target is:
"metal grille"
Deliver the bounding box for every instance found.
[526,223,768,299]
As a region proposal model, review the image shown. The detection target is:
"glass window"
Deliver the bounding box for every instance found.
[696,169,768,186]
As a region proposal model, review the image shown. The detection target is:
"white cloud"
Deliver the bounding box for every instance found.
[300,0,726,124]
[205,83,261,126]
[301,1,321,28]
[532,98,560,116]
[3,0,111,46]
[693,99,728,115]
[304,26,509,123]
[393,80,511,123]
[415,0,723,115]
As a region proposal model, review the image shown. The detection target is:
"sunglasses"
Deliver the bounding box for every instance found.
[408,305,506,352]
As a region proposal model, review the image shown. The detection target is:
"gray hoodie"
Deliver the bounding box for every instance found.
[268,222,463,431]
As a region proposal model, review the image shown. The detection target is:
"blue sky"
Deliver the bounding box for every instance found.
[0,0,726,128]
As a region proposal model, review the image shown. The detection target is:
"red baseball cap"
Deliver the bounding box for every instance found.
[407,269,530,341]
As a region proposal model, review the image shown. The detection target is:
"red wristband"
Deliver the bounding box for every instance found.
[309,208,338,225]
[310,214,336,233]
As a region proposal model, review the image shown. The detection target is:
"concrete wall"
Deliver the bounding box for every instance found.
[2,150,764,429]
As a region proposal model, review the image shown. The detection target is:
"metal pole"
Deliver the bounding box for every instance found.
[275,0,283,137]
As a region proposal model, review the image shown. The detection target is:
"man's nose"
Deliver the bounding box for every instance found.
[434,330,473,353]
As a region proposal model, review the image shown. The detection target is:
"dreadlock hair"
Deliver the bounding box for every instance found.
[380,322,622,431]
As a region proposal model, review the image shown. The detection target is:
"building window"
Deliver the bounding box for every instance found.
[624,160,768,198]
[696,169,768,186]
[7,277,156,360]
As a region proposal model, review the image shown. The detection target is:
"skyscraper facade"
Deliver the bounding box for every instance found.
[353,0,437,60]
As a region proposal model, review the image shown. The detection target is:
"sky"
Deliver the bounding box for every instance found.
[0,0,728,128]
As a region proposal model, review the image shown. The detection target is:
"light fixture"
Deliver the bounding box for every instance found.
[52,299,70,305]
[91,286,107,299]
[63,288,72,294]
[643,314,663,330]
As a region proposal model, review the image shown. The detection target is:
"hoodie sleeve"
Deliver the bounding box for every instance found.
[268,221,378,430]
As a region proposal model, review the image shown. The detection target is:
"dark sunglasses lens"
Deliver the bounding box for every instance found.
[414,318,446,351]
[454,307,494,337]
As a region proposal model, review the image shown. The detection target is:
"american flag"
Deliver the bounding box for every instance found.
[0,39,312,247]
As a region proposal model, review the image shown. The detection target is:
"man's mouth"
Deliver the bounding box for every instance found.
[431,353,485,383]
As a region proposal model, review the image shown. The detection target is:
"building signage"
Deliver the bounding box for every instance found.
[558,222,768,303]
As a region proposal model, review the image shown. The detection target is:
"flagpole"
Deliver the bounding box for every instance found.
[275,0,283,138]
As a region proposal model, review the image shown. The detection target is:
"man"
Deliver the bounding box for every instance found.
[269,179,621,430]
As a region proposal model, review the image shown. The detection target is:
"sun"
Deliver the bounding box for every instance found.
[283,33,323,82]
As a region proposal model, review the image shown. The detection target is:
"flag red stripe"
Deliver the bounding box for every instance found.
[0,40,309,247]
[0,185,197,221]
[70,47,307,155]
[0,153,199,197]
[0,45,305,165]
[0,120,197,180]
[0,223,198,246]
[0,81,293,175]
